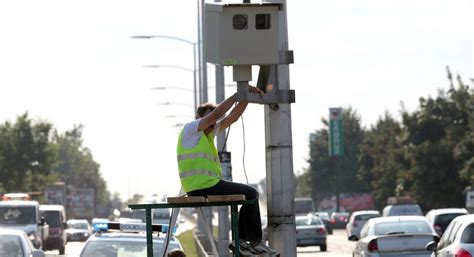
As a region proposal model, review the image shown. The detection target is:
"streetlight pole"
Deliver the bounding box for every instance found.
[131,35,199,111]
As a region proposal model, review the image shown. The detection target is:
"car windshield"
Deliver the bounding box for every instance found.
[0,235,24,256]
[80,240,180,257]
[0,206,37,225]
[355,214,379,221]
[69,222,89,229]
[435,213,466,231]
[389,205,422,215]
[374,220,432,235]
[42,210,61,226]
[296,216,323,226]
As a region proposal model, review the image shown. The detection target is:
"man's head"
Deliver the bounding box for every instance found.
[196,103,217,135]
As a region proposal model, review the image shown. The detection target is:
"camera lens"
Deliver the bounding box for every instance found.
[256,14,271,30]
[233,14,248,30]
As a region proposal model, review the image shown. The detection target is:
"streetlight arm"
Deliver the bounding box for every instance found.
[143,65,194,73]
[131,35,196,46]
[151,86,195,93]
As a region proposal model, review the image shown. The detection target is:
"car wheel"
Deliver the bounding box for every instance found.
[320,244,327,252]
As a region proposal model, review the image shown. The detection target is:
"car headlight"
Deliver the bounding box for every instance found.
[84,233,89,237]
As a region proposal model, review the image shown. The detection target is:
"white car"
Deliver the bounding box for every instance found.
[425,208,468,236]
[426,214,474,257]
[350,216,438,257]
[346,210,380,239]
[66,219,92,242]
[80,221,182,257]
[0,228,45,257]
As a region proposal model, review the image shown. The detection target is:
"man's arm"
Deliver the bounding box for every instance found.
[216,85,264,132]
[217,101,248,132]
[198,93,237,131]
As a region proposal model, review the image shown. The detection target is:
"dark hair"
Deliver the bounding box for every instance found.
[196,103,217,119]
[167,249,186,257]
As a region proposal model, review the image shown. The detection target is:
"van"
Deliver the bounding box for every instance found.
[382,204,423,216]
[40,205,67,254]
[294,198,315,216]
[0,200,49,249]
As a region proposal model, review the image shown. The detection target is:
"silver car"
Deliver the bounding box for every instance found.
[0,228,45,257]
[296,214,327,251]
[350,216,438,257]
[426,214,474,257]
[346,210,380,239]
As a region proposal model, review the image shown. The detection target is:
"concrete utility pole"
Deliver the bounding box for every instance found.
[213,0,231,251]
[265,0,297,256]
[215,64,231,256]
[199,0,208,103]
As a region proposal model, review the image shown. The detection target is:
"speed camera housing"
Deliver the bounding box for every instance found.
[205,3,281,65]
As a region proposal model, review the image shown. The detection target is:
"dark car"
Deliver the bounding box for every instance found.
[330,212,349,229]
[312,212,333,234]
[40,205,67,255]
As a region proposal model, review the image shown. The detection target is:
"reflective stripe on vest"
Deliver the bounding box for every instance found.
[177,128,222,192]
[177,153,220,163]
[179,169,221,179]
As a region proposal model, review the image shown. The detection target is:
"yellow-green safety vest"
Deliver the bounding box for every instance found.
[177,129,222,193]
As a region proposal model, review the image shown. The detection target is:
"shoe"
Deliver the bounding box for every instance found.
[228,241,257,256]
[249,241,279,255]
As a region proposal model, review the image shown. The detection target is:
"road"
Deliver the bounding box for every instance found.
[297,229,355,257]
[46,229,355,256]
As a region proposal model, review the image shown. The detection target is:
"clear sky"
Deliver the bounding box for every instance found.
[0,0,472,201]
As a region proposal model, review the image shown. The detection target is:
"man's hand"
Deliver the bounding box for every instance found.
[248,85,265,97]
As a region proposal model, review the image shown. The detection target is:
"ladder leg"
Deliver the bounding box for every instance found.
[197,207,220,257]
[145,207,154,257]
[159,207,180,257]
[230,204,240,257]
[159,188,183,257]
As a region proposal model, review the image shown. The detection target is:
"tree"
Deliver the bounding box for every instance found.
[358,112,404,209]
[0,113,57,193]
[400,75,472,210]
[304,107,368,208]
[53,125,111,206]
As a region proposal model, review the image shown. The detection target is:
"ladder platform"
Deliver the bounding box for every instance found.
[167,196,206,203]
[167,194,246,204]
[208,194,246,202]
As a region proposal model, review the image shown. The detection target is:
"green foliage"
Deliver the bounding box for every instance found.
[0,113,57,193]
[358,112,405,209]
[305,108,369,204]
[53,125,110,205]
[401,78,472,210]
[0,113,115,216]
[299,72,473,211]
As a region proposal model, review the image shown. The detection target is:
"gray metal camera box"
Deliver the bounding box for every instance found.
[205,3,281,66]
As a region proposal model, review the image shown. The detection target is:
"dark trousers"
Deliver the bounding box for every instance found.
[187,180,262,243]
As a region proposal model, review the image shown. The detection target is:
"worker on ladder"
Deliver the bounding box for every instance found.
[176,85,277,255]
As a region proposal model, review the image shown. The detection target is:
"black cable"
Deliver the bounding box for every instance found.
[220,125,231,153]
[241,115,249,185]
